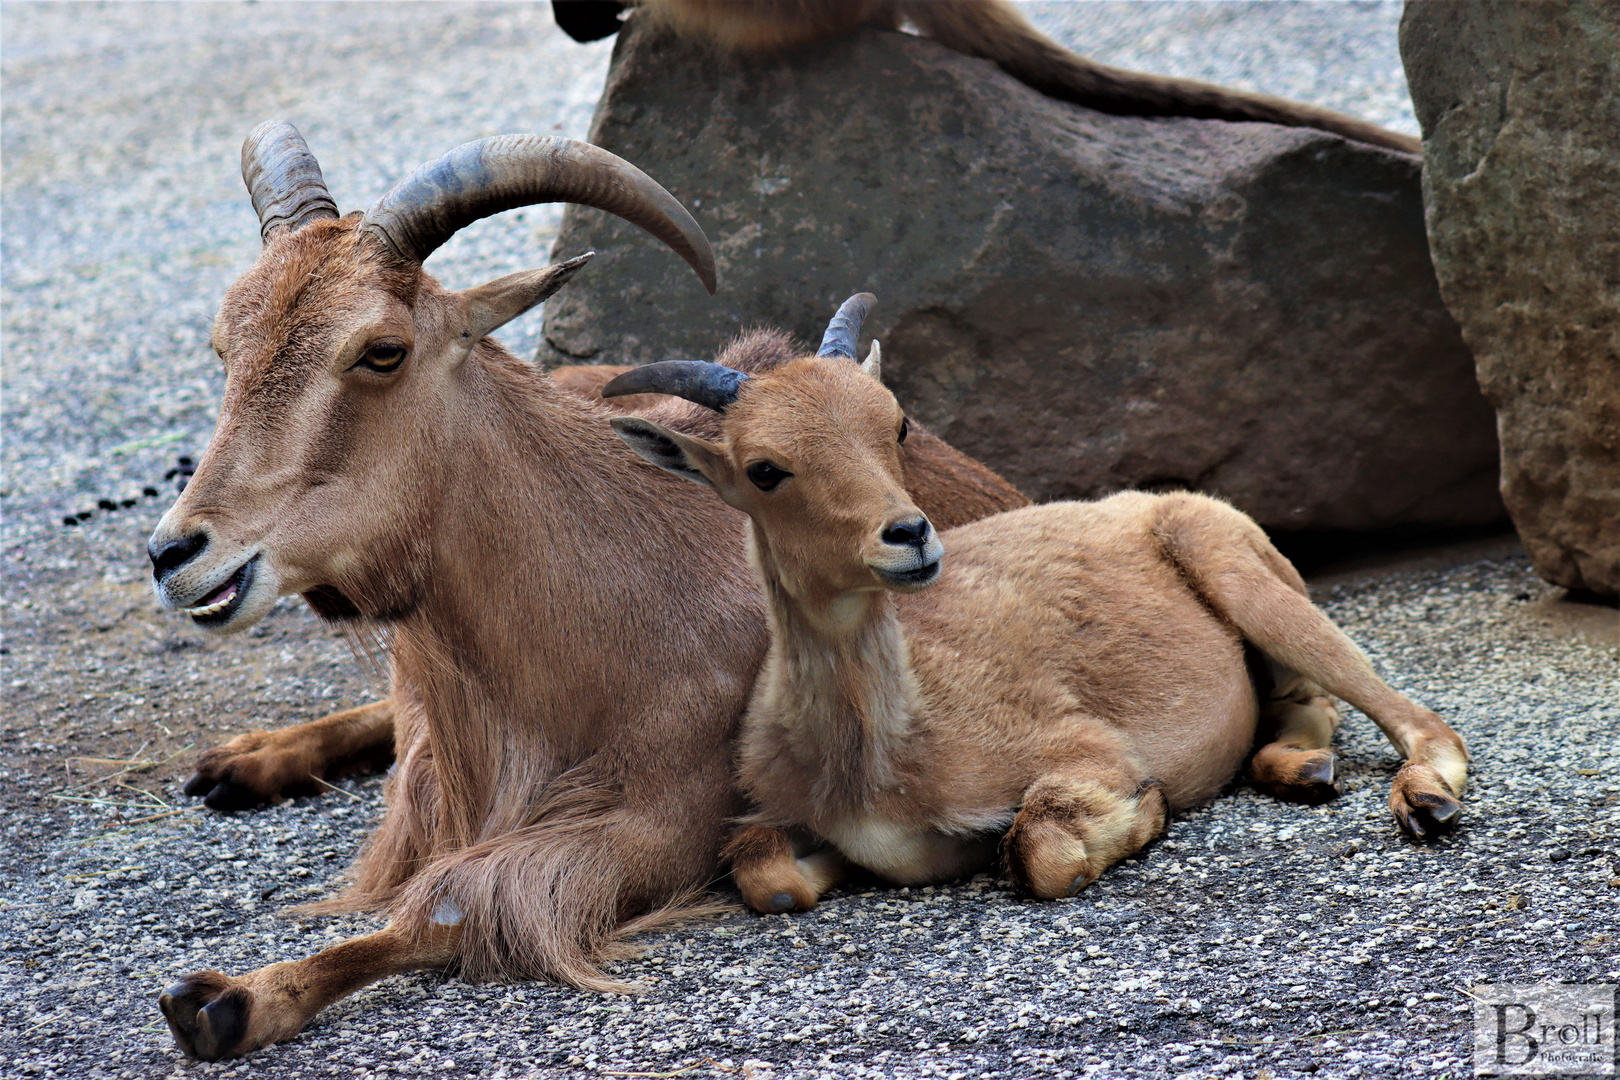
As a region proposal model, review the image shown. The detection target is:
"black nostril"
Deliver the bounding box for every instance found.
[881,518,930,548]
[149,531,208,581]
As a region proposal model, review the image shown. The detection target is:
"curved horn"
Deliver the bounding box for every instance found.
[601,361,749,413]
[360,135,716,293]
[242,121,341,244]
[817,293,877,360]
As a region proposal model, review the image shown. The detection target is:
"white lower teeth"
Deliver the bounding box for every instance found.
[187,588,235,616]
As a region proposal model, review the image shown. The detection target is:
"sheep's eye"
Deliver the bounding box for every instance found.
[355,343,407,373]
[746,461,791,492]
[898,417,909,445]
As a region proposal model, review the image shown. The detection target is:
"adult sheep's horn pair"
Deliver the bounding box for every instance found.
[238,120,716,294]
[601,293,878,411]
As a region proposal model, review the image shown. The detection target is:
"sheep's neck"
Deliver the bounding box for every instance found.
[392,343,758,844]
[751,529,922,811]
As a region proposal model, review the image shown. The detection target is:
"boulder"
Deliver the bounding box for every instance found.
[1401,1,1620,598]
[543,16,1502,534]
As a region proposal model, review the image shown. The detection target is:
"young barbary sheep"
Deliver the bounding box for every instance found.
[149,126,1028,1059]
[606,295,1470,910]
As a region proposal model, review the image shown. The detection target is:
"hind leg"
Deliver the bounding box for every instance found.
[1252,669,1342,803]
[1003,763,1168,900]
[1242,599,1466,839]
[725,825,849,914]
[1154,495,1469,840]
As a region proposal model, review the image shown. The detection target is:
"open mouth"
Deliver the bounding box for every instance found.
[183,556,256,626]
[876,558,941,589]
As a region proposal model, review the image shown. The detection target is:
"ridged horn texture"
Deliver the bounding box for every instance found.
[242,121,341,244]
[817,293,877,359]
[601,361,750,413]
[360,135,717,293]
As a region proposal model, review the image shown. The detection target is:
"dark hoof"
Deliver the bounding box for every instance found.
[1396,791,1463,842]
[1291,754,1343,805]
[1256,753,1342,806]
[181,766,274,811]
[1067,874,1089,897]
[201,780,265,813]
[769,892,796,913]
[158,972,251,1061]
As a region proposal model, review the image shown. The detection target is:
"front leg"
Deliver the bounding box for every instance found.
[158,921,456,1060]
[1003,769,1168,899]
[724,825,849,914]
[181,698,396,810]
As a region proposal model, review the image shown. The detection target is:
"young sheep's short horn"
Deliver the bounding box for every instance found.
[242,121,341,244]
[601,361,750,413]
[817,293,877,360]
[360,135,717,294]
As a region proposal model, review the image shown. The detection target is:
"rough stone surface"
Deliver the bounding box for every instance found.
[1401,1,1620,598]
[541,17,1502,535]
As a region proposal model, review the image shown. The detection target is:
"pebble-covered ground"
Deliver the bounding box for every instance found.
[4,555,1617,1079]
[3,3,1616,1079]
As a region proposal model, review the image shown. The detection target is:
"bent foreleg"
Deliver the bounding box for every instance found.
[182,697,396,810]
[158,920,457,1060]
[1003,747,1168,899]
[725,824,850,914]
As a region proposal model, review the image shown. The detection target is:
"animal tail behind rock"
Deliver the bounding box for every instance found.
[905,0,1421,153]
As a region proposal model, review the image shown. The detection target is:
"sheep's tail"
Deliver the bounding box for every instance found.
[904,0,1422,155]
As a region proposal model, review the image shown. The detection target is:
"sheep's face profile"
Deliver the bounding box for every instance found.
[150,218,467,633]
[147,121,714,634]
[614,349,946,611]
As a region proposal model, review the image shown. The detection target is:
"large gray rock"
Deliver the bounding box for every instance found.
[543,16,1502,534]
[1401,1,1620,598]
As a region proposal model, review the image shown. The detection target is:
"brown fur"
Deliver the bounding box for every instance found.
[634,0,1421,154]
[722,825,848,913]
[180,699,396,807]
[150,222,1027,1058]
[551,346,1027,531]
[187,347,1026,803]
[612,355,1470,912]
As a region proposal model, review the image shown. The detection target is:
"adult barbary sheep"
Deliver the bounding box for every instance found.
[148,123,1026,1059]
[605,295,1471,910]
[554,0,1419,153]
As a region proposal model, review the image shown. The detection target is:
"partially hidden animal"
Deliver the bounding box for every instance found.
[552,0,1420,154]
[603,295,1470,912]
[147,122,1027,1059]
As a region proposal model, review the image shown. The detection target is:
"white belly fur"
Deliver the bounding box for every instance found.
[822,812,1000,885]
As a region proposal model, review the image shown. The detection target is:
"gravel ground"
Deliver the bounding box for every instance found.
[3,3,1615,1079]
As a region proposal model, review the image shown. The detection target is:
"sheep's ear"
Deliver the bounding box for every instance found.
[611,416,731,491]
[860,339,882,382]
[461,252,594,342]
